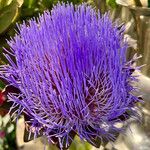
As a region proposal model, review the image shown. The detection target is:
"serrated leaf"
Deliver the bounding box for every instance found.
[0,0,19,34]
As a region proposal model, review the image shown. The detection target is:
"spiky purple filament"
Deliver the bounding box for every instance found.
[0,3,140,149]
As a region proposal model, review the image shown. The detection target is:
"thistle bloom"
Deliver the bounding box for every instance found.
[0,3,141,149]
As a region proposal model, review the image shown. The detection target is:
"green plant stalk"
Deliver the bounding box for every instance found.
[134,0,142,6]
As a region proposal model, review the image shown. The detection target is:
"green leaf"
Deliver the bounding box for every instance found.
[0,0,19,34]
[106,0,117,8]
[0,80,5,90]
[23,0,37,8]
[0,0,13,10]
[42,0,56,8]
[69,136,92,150]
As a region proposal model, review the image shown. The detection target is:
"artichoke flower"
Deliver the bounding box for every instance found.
[0,3,141,149]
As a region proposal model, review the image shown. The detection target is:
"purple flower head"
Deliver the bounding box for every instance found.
[0,3,141,149]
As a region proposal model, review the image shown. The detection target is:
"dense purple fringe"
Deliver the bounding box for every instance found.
[0,3,141,149]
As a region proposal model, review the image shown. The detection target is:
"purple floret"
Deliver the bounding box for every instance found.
[0,3,141,149]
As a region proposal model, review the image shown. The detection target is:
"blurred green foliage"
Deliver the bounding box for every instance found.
[0,115,17,150]
[20,0,83,20]
[69,136,92,150]
[47,136,92,150]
